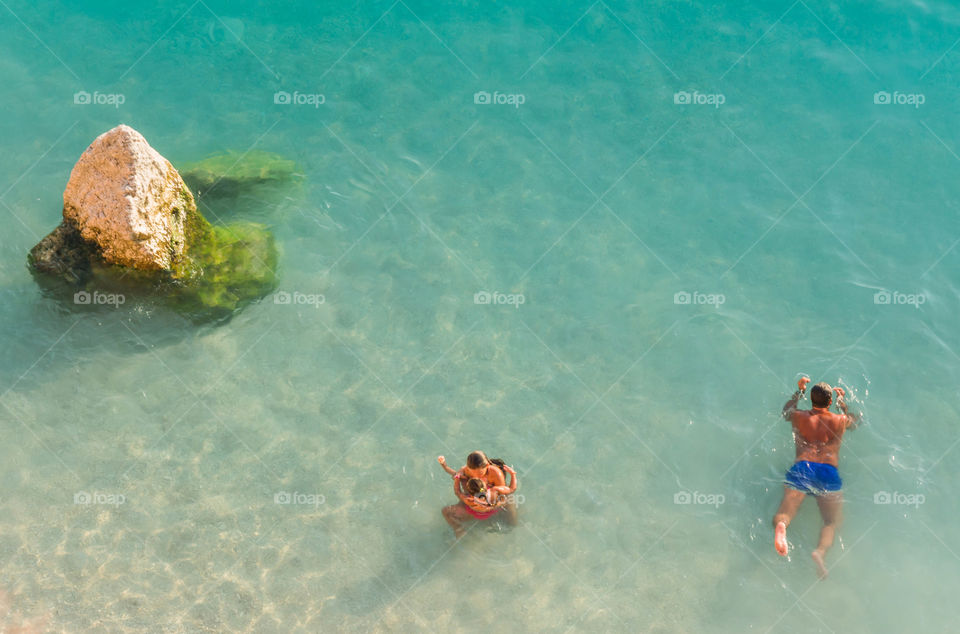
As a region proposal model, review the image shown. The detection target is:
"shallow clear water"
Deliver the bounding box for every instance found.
[1,1,959,631]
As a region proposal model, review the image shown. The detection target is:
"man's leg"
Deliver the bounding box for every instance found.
[442,504,473,539]
[773,486,806,556]
[811,492,842,578]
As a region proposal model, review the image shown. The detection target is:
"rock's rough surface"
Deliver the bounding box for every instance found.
[62,124,194,271]
[28,125,280,323]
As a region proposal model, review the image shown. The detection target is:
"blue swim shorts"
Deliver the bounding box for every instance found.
[784,460,842,496]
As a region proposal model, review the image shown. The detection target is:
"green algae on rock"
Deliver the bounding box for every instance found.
[28,125,278,322]
[170,221,278,317]
[179,150,302,198]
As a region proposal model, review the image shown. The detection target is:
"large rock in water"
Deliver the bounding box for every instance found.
[29,125,278,322]
[61,124,193,271]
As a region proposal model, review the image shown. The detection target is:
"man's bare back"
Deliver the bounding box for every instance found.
[788,404,850,467]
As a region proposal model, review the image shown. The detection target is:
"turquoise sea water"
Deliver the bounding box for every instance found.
[2,1,960,631]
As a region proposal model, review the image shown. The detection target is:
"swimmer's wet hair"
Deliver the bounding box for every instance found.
[465,478,486,496]
[467,451,487,469]
[810,382,832,408]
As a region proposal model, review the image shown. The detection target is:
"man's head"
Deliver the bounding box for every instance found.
[810,382,833,408]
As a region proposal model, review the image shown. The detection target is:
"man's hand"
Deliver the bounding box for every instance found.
[832,386,860,428]
[783,376,809,419]
[834,387,846,412]
[437,456,446,465]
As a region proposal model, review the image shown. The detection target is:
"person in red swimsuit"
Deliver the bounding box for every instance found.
[438,451,518,538]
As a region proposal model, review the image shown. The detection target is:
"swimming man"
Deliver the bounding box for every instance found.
[774,377,859,578]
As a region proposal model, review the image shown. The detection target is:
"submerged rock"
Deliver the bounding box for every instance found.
[28,125,278,322]
[207,17,245,44]
[173,221,278,314]
[179,150,301,198]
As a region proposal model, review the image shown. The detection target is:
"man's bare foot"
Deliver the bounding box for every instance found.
[774,521,789,556]
[453,527,466,539]
[811,549,828,578]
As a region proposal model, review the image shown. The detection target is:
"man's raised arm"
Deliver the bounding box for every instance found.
[833,386,861,429]
[782,376,811,419]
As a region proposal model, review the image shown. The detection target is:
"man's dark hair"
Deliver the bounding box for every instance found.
[810,382,832,408]
[467,451,487,469]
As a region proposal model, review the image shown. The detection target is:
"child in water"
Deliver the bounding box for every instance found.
[463,477,513,508]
